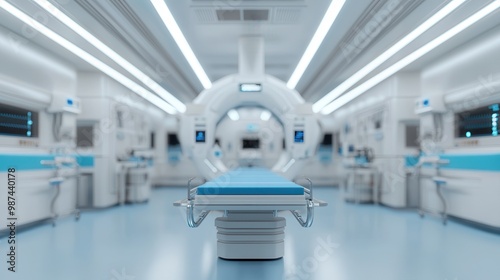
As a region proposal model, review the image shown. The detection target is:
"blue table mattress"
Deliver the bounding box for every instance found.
[196,168,304,195]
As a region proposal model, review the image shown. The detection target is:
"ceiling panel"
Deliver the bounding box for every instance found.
[1,0,499,107]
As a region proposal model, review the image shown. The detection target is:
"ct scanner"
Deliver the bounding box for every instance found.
[174,37,327,259]
[179,37,322,180]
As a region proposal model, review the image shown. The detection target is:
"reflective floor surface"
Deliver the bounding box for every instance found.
[1,186,499,280]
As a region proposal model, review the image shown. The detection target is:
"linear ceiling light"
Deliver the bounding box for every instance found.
[313,0,467,113]
[321,0,500,115]
[0,1,177,114]
[287,0,346,90]
[150,0,212,90]
[33,0,186,113]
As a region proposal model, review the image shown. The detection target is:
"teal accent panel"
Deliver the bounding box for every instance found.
[0,154,96,171]
[0,154,55,171]
[439,154,500,172]
[406,154,500,171]
[405,156,420,167]
[318,146,333,164]
[76,155,95,167]
[126,156,153,167]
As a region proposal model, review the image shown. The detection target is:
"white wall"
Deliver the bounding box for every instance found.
[326,73,421,207]
[0,25,79,229]
[0,25,78,147]
[417,22,500,227]
[422,24,500,100]
[76,73,170,206]
[421,24,500,150]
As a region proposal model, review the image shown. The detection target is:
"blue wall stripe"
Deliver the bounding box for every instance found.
[76,155,94,168]
[405,156,420,167]
[0,154,56,171]
[0,154,96,171]
[406,154,500,172]
[438,154,500,172]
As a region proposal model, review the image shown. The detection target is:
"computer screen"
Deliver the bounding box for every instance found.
[294,130,304,143]
[195,131,206,143]
[242,139,260,149]
[0,103,38,138]
[150,132,155,148]
[239,83,262,92]
[168,133,180,146]
[456,104,499,138]
[320,133,333,146]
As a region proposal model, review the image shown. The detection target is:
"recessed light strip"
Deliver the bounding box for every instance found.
[287,0,346,90]
[321,0,500,115]
[150,0,212,90]
[32,0,186,113]
[313,0,467,113]
[0,1,177,114]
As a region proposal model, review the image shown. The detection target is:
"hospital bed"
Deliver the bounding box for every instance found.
[174,167,327,259]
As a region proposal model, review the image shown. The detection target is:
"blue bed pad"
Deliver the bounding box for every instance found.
[197,168,304,195]
[196,182,304,195]
[213,176,289,183]
[215,168,289,177]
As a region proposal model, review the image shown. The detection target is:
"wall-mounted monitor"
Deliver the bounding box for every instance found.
[150,132,155,149]
[294,130,304,143]
[76,125,93,147]
[405,124,419,147]
[195,130,206,143]
[239,83,262,92]
[456,104,499,138]
[168,133,180,146]
[242,139,260,149]
[320,133,333,146]
[0,103,38,138]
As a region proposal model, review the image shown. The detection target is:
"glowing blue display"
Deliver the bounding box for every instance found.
[195,130,206,143]
[457,104,499,138]
[246,123,259,132]
[294,130,304,143]
[0,103,37,137]
[239,83,262,92]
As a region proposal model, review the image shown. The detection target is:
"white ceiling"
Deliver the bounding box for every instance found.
[164,0,333,82]
[1,0,500,107]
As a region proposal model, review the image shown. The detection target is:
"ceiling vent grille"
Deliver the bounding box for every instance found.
[195,8,218,23]
[191,0,304,2]
[194,7,301,23]
[274,8,300,23]
[243,9,269,21]
[216,9,241,21]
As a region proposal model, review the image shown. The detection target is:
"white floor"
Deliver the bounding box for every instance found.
[1,186,500,280]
